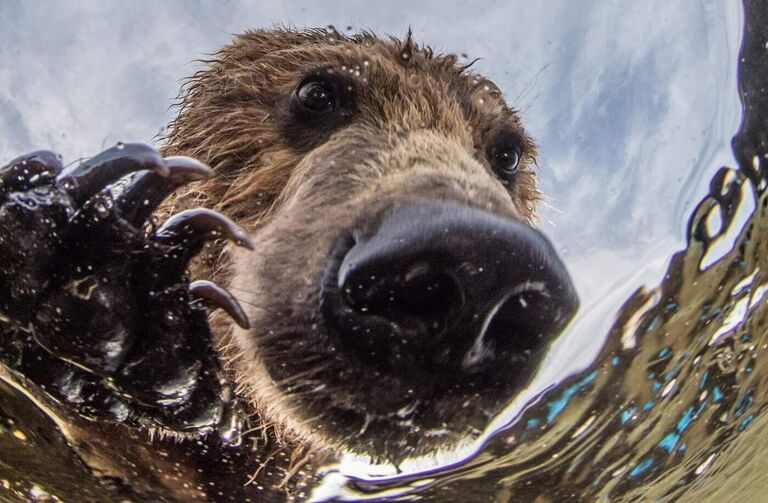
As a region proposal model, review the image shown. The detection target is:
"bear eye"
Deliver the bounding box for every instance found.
[488,144,521,183]
[294,77,337,113]
[280,71,355,147]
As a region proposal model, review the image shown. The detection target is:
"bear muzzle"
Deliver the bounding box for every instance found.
[320,201,579,385]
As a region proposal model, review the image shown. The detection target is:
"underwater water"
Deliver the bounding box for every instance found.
[0,0,764,502]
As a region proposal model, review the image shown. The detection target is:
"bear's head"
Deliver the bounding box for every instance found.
[163,28,578,462]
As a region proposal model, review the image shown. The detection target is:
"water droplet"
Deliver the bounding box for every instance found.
[94,202,110,218]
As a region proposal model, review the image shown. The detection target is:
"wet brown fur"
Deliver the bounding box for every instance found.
[161,27,541,479]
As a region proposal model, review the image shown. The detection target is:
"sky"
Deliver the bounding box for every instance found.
[0,0,745,381]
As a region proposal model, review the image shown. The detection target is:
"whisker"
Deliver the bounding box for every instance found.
[227,285,262,295]
[230,295,270,311]
[229,424,266,444]
[245,446,285,486]
[275,362,332,386]
[281,449,314,487]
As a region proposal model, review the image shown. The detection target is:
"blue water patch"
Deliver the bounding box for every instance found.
[648,371,662,392]
[620,407,636,425]
[699,305,722,323]
[644,400,655,411]
[663,367,679,383]
[699,371,708,389]
[677,406,695,432]
[713,387,723,402]
[654,399,709,454]
[645,316,660,332]
[629,457,654,478]
[527,418,541,429]
[739,415,754,430]
[612,356,620,367]
[546,370,599,423]
[659,432,680,452]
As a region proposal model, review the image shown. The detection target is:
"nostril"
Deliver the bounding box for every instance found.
[343,262,464,336]
[475,282,572,367]
[487,288,552,352]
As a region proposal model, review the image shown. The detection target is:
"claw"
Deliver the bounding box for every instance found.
[163,156,214,183]
[142,210,252,292]
[0,151,63,194]
[56,143,169,205]
[190,280,250,329]
[155,208,254,250]
[115,157,214,226]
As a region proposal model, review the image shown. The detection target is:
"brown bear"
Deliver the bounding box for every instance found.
[162,24,577,478]
[0,27,578,501]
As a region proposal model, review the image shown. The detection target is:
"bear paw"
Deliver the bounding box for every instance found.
[0,143,250,435]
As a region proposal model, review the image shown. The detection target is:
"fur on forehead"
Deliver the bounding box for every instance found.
[217,27,522,118]
[163,27,540,232]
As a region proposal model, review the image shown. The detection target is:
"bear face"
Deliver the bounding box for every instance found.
[163,28,578,462]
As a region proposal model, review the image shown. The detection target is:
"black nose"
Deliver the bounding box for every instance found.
[321,202,578,378]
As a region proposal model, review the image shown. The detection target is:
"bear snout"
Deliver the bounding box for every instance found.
[320,201,579,384]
